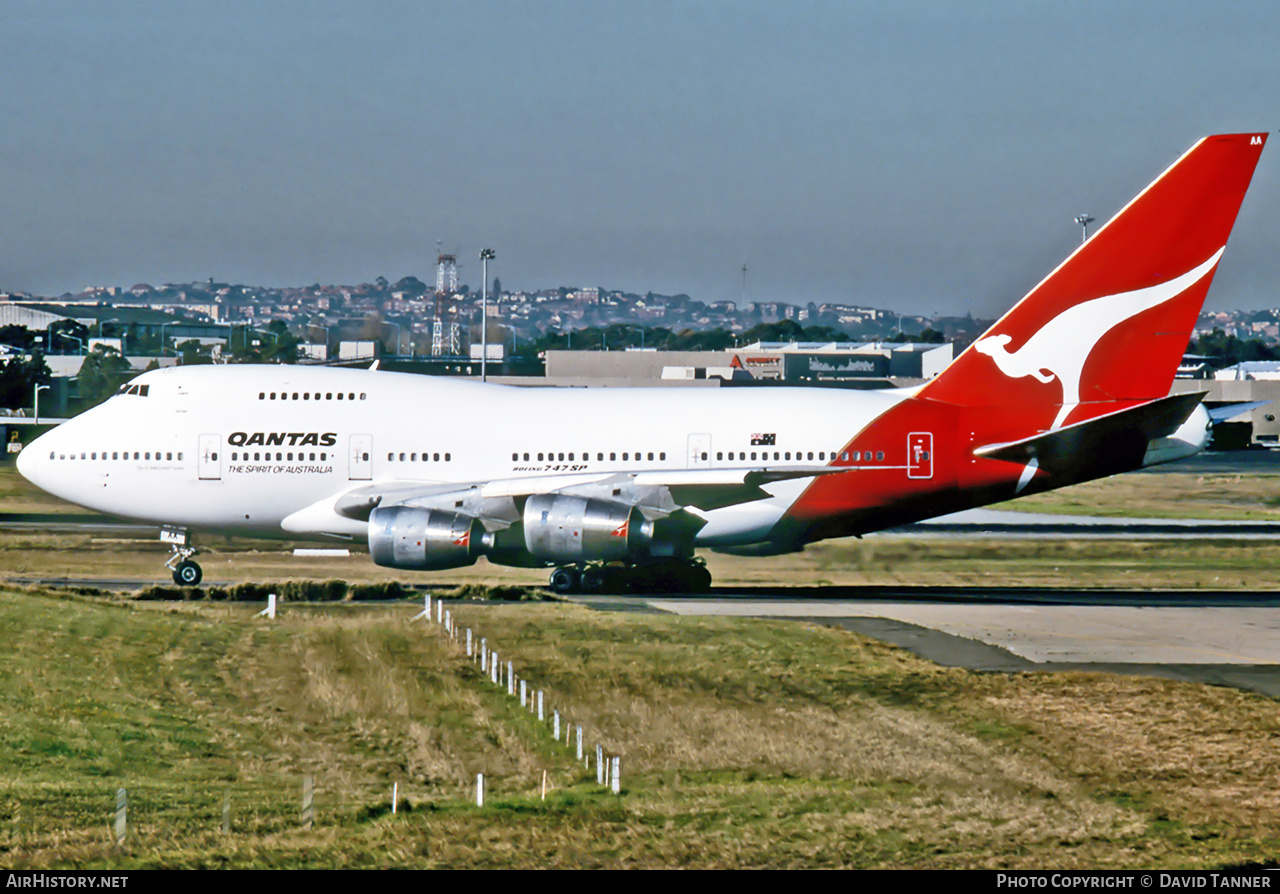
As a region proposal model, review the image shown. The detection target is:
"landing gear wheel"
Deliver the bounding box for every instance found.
[685,563,712,593]
[173,560,203,587]
[548,566,580,594]
[580,567,608,593]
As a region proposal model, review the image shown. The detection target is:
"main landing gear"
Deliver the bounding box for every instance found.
[548,559,712,595]
[161,525,203,587]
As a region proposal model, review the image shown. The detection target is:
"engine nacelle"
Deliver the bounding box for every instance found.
[522,494,653,563]
[368,506,482,570]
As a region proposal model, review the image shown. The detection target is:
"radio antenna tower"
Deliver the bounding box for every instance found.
[432,244,460,356]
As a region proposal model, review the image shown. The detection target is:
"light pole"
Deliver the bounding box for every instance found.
[480,248,495,382]
[34,384,50,425]
[1074,214,1095,244]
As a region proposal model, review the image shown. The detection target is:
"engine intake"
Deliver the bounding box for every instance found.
[369,506,482,570]
[523,494,653,563]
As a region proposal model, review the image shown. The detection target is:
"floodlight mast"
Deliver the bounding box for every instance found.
[479,249,496,381]
[1074,214,1095,244]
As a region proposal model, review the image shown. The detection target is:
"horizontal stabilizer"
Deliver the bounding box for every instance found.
[1207,400,1271,423]
[973,392,1205,473]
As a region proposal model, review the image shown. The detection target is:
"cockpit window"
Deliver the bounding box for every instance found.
[118,384,150,397]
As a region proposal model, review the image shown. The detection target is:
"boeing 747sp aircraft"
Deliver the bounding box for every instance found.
[17,133,1270,592]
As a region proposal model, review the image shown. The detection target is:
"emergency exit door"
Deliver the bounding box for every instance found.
[907,432,933,479]
[349,434,372,480]
[198,434,222,480]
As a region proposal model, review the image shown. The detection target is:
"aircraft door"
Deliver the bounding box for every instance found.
[349,434,372,480]
[687,433,711,468]
[907,432,933,479]
[198,434,222,480]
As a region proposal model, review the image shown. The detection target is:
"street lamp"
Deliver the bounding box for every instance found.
[480,248,495,382]
[34,384,50,425]
[1074,214,1095,244]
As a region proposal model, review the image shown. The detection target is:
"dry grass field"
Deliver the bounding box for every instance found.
[0,591,1276,869]
[999,469,1280,520]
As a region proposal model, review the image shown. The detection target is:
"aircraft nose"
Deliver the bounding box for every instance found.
[16,431,42,486]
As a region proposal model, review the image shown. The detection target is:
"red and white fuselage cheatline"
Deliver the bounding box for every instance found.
[17,133,1270,591]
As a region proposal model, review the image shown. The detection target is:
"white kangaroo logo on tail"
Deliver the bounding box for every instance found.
[975,248,1223,429]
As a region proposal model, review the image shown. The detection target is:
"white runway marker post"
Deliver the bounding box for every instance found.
[538,690,544,722]
[114,788,126,846]
[257,592,276,619]
[596,745,604,784]
[301,775,314,830]
[411,594,431,621]
[392,782,398,814]
[476,774,484,807]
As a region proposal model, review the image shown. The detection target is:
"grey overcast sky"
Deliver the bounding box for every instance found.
[2,0,1278,317]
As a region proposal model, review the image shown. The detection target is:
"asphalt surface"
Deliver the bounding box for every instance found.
[569,588,1280,698]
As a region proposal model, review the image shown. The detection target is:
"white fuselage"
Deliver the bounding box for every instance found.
[19,364,906,547]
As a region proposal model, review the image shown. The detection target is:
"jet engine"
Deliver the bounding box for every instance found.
[522,494,653,563]
[368,505,483,570]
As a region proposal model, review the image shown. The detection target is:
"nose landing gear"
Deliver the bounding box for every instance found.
[161,525,203,587]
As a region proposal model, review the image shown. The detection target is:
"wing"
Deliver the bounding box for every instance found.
[280,466,842,539]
